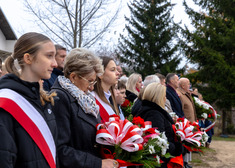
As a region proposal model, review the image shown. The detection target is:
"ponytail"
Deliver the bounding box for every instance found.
[4,56,20,77]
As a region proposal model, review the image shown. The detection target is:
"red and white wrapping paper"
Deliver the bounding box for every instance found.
[96,117,144,152]
[175,118,203,147]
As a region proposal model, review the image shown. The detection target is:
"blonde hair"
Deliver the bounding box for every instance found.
[142,83,166,109]
[126,73,142,95]
[64,48,103,78]
[4,32,56,106]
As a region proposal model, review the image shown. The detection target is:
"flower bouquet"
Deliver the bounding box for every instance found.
[173,118,207,152]
[96,115,171,167]
[121,100,133,117]
[193,97,219,121]
[193,97,220,131]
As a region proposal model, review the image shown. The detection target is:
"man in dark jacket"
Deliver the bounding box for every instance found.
[166,73,192,168]
[166,73,184,118]
[43,44,67,91]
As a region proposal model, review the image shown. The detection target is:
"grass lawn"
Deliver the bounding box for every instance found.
[190,147,216,167]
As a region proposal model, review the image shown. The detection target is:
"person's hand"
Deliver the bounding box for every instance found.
[102,159,119,168]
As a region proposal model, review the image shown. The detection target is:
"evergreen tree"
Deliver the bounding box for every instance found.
[117,0,182,77]
[181,0,235,133]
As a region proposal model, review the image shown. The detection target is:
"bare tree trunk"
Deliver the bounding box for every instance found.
[73,0,79,48]
[78,0,82,47]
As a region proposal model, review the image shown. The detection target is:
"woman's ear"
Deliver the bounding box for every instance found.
[98,74,103,80]
[69,72,77,83]
[23,53,33,64]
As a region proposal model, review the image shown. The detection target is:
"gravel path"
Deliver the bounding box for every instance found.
[191,140,235,168]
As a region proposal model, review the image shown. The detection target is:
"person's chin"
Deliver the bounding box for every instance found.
[44,73,52,79]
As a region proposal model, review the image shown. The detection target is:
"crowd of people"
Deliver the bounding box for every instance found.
[0,32,213,168]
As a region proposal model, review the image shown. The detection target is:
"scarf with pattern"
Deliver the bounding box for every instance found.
[58,76,99,118]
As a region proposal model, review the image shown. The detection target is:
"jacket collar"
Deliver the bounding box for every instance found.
[52,68,64,76]
[177,87,188,95]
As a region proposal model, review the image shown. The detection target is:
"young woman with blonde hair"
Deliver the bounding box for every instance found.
[126,73,143,103]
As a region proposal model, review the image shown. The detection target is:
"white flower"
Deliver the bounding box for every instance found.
[202,104,209,110]
[161,132,167,141]
[156,155,160,164]
[149,145,155,154]
[161,148,167,155]
[201,113,208,119]
[201,132,209,146]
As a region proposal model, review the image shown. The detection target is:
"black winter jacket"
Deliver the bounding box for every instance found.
[0,74,58,168]
[51,78,102,168]
[126,90,138,103]
[136,100,183,168]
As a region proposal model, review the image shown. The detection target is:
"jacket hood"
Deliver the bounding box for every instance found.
[0,73,40,101]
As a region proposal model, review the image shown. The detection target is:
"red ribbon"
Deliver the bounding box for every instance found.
[100,147,143,167]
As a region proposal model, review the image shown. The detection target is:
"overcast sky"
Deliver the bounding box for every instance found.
[0,0,199,68]
[0,0,197,38]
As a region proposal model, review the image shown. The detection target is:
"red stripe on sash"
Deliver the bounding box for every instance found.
[0,98,56,168]
[95,99,110,123]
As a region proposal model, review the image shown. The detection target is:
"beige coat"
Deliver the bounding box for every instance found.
[177,88,197,123]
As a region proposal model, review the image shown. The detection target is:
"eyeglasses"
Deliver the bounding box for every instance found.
[79,75,97,87]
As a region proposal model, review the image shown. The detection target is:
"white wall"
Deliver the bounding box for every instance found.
[5,40,15,52]
[0,29,16,53]
[0,30,6,50]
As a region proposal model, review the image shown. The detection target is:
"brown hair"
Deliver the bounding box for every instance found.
[118,81,126,90]
[4,32,56,106]
[94,56,119,115]
[55,44,66,52]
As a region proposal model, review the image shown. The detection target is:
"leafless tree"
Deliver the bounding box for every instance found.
[23,0,122,49]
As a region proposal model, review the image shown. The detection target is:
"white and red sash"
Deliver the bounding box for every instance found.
[0,89,56,168]
[91,92,115,123]
[95,99,110,122]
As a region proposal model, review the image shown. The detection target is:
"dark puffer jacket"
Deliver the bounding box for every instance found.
[0,74,58,168]
[136,100,183,168]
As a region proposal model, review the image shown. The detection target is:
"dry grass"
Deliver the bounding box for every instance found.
[190,148,217,167]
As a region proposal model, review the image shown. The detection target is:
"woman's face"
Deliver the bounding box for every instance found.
[28,41,57,81]
[72,71,97,93]
[101,60,119,86]
[136,76,143,90]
